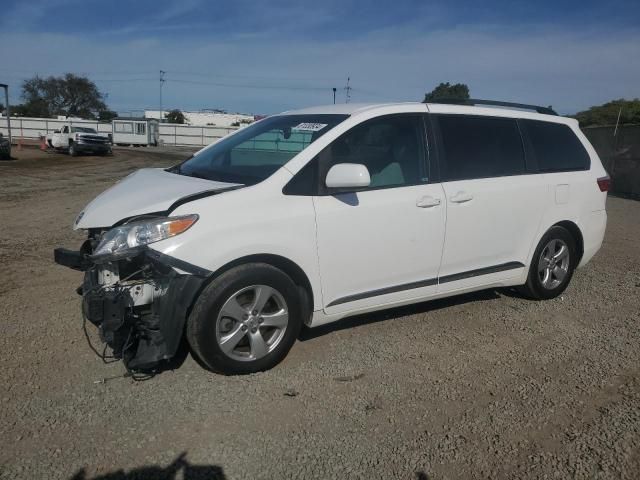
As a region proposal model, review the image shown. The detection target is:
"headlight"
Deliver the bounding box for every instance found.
[92,214,198,259]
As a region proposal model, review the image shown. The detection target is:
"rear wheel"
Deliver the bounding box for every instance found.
[187,263,303,375]
[520,226,577,300]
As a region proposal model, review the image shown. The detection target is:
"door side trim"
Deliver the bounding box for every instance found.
[326,277,438,307]
[439,261,524,284]
[326,261,525,308]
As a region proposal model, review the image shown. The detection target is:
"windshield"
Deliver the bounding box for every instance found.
[71,127,97,133]
[172,114,348,185]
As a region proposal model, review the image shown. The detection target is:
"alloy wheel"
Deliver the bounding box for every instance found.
[215,285,289,362]
[537,238,570,290]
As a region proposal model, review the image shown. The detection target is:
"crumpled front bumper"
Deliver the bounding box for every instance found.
[54,247,209,371]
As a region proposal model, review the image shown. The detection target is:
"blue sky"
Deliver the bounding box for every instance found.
[1,0,639,115]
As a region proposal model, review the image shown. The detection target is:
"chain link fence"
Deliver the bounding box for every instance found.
[583,125,640,198]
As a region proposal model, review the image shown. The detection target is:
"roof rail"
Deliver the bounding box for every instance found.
[430,98,558,116]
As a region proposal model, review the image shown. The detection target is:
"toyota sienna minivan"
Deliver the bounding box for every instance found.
[55,100,608,375]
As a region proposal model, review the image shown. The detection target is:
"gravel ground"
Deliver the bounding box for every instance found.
[1,147,639,480]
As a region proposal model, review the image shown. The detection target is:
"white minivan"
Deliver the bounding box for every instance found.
[55,100,609,374]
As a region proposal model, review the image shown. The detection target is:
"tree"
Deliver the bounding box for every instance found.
[10,103,36,117]
[166,109,186,124]
[98,109,118,122]
[423,82,470,103]
[574,99,640,127]
[20,73,108,119]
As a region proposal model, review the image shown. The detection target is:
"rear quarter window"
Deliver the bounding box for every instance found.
[520,120,590,172]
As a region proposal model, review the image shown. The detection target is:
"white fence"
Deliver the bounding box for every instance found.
[0,116,112,140]
[0,116,238,147]
[158,124,237,147]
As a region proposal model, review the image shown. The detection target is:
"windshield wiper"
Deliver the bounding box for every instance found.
[167,155,195,175]
[185,170,212,180]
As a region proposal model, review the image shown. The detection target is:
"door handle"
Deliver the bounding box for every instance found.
[416,196,441,208]
[450,191,474,203]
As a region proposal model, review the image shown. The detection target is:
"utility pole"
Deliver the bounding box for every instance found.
[332,87,337,104]
[159,70,166,123]
[344,77,352,104]
[0,83,11,146]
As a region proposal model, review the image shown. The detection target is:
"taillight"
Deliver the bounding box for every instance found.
[597,176,610,192]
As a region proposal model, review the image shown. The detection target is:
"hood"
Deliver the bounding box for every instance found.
[75,168,240,229]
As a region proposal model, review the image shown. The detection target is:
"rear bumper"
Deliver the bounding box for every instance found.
[54,246,209,370]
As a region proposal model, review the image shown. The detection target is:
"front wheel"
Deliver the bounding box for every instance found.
[520,226,577,300]
[69,143,78,157]
[187,263,304,375]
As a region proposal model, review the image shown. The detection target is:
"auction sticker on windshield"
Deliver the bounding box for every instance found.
[292,123,328,132]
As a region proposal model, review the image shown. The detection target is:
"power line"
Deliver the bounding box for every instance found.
[1,68,344,84]
[165,70,344,83]
[1,68,430,93]
[1,69,398,101]
[91,78,157,82]
[165,78,331,92]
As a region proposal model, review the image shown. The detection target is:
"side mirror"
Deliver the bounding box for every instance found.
[325,163,371,189]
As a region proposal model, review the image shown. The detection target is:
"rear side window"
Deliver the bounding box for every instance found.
[520,120,590,172]
[436,115,525,181]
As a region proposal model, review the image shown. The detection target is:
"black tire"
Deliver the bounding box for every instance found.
[187,263,304,375]
[520,226,578,300]
[69,143,78,157]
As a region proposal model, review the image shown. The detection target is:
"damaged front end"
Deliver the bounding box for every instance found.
[54,227,209,371]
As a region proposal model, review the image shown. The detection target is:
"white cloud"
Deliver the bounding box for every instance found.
[1,23,638,114]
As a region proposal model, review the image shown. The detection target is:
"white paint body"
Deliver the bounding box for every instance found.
[77,103,608,328]
[325,163,371,189]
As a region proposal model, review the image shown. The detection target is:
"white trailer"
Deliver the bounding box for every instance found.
[112,118,159,146]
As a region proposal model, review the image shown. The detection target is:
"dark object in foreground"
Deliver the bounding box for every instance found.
[0,133,10,160]
[70,452,226,480]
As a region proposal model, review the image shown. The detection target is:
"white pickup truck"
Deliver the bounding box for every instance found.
[47,125,112,156]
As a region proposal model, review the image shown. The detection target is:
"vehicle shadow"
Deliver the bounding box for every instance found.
[69,452,226,480]
[143,287,525,375]
[299,287,522,341]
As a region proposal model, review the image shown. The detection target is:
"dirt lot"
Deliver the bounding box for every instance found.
[1,147,639,480]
